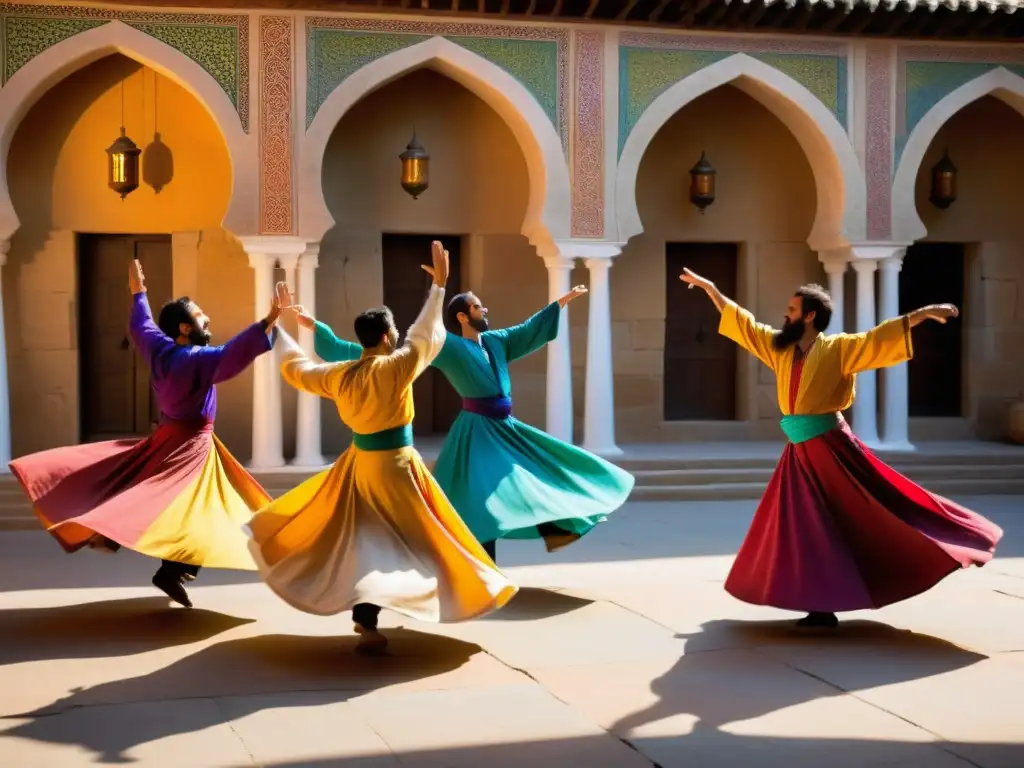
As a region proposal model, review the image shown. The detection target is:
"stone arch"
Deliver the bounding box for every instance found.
[615,52,865,252]
[892,66,1024,244]
[0,20,255,239]
[299,36,571,249]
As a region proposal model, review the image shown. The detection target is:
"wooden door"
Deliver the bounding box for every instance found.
[664,243,738,420]
[899,242,964,417]
[381,234,462,435]
[78,234,173,441]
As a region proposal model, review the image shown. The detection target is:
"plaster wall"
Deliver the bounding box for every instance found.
[607,85,824,442]
[4,54,255,458]
[912,95,1024,440]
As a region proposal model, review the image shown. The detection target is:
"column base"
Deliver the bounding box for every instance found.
[248,458,287,471]
[583,442,624,458]
[856,438,885,453]
[291,453,327,467]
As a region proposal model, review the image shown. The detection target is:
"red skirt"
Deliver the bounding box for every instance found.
[725,420,1003,613]
[9,422,270,570]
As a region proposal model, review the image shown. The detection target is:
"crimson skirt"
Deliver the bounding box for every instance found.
[725,420,1003,613]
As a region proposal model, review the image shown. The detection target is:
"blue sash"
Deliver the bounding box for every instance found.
[351,424,413,451]
[779,413,839,444]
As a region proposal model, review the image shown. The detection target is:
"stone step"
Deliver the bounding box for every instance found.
[631,463,1024,487]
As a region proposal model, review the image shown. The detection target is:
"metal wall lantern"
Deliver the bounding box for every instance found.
[107,127,141,201]
[929,149,957,210]
[689,150,716,213]
[399,131,429,199]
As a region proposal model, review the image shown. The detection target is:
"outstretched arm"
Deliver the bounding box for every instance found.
[680,268,779,370]
[839,304,954,375]
[490,285,589,363]
[277,328,347,399]
[127,260,174,365]
[313,320,363,363]
[389,241,450,384]
[207,282,286,383]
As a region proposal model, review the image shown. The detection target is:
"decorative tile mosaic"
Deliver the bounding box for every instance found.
[0,3,249,132]
[895,45,1024,168]
[866,42,893,241]
[260,15,293,235]
[572,30,604,239]
[305,17,568,153]
[617,33,849,159]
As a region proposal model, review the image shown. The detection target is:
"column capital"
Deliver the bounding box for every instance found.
[878,254,904,272]
[851,258,878,274]
[238,235,308,262]
[819,254,848,276]
[542,254,575,271]
[848,242,908,262]
[550,239,623,261]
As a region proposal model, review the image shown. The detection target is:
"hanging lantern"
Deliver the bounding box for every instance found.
[107,127,141,200]
[689,150,716,213]
[399,131,429,199]
[929,149,957,210]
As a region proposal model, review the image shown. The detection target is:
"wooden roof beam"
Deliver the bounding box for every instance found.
[680,0,715,26]
[616,0,640,19]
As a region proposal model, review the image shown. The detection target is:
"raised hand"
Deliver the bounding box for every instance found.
[922,304,959,324]
[679,267,711,291]
[128,259,146,294]
[266,281,292,327]
[420,240,449,288]
[289,304,315,330]
[557,285,588,308]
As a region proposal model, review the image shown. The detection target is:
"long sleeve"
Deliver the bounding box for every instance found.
[718,302,781,371]
[388,285,447,385]
[838,316,914,376]
[277,328,347,399]
[128,292,174,365]
[198,322,276,384]
[488,301,560,363]
[313,320,363,363]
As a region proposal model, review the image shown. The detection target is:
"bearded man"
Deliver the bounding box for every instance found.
[681,271,1002,628]
[10,260,283,608]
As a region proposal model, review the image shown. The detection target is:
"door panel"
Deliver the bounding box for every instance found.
[899,242,965,417]
[664,243,739,421]
[381,234,462,435]
[79,234,173,440]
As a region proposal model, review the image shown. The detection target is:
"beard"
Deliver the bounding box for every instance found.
[189,328,212,347]
[771,317,805,350]
[469,316,489,332]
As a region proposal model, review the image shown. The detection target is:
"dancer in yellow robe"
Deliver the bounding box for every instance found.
[246,240,517,651]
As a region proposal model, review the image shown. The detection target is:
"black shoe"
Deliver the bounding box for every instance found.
[795,612,838,628]
[152,572,193,608]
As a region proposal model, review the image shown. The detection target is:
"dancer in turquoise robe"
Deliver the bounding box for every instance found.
[299,290,634,561]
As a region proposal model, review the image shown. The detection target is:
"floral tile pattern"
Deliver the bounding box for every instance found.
[0,3,249,132]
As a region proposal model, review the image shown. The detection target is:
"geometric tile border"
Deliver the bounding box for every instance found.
[306,16,569,154]
[866,42,893,240]
[618,31,849,159]
[573,29,604,239]
[260,15,293,235]
[0,3,249,132]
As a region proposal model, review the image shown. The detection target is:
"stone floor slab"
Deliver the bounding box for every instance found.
[350,683,652,767]
[0,699,253,767]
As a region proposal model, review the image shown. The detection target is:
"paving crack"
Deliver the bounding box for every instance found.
[212,697,258,766]
[768,655,984,768]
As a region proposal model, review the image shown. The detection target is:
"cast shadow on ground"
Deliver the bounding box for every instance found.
[0,596,254,666]
[487,587,593,621]
[613,618,988,738]
[222,733,1024,768]
[4,629,481,764]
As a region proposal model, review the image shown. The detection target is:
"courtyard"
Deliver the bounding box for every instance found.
[0,495,1021,767]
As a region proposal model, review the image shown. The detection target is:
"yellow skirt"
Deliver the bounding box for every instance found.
[245,444,518,622]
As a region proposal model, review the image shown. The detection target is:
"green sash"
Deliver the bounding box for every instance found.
[351,424,413,451]
[779,413,839,444]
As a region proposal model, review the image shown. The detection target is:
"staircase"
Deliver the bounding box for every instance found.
[2,442,1023,530]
